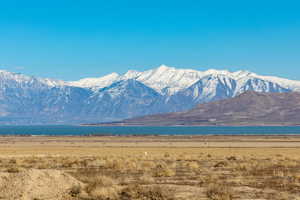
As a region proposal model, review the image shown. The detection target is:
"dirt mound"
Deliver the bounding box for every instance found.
[0,169,83,200]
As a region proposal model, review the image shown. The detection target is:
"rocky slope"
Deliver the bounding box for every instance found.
[108,91,300,126]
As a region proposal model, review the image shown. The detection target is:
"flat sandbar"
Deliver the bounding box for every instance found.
[0,135,299,159]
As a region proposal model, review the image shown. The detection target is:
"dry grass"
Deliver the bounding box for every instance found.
[118,184,175,200]
[206,183,234,200]
[1,135,300,199]
[2,152,300,200]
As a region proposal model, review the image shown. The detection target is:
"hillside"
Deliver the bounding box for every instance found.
[103,91,300,126]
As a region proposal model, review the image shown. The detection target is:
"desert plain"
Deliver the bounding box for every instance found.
[0,135,300,200]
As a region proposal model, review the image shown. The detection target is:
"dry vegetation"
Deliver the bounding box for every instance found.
[0,152,300,199]
[0,136,300,199]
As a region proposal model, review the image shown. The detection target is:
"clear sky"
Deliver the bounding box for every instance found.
[0,0,300,81]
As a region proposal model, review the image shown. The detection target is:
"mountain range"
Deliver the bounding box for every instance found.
[104,91,300,126]
[0,65,299,124]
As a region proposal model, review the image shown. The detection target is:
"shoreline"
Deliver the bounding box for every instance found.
[1,133,300,137]
[2,125,300,136]
[82,123,300,127]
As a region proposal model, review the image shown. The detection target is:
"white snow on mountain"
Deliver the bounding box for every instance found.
[133,65,204,95]
[0,70,66,88]
[254,74,300,91]
[138,66,300,95]
[68,65,300,95]
[69,72,119,90]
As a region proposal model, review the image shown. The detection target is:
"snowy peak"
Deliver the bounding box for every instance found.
[134,65,204,95]
[0,70,36,83]
[254,75,300,91]
[69,72,119,89]
[138,66,300,95]
[155,64,176,72]
[39,78,67,87]
[3,65,300,96]
[99,79,159,96]
[0,69,66,88]
[203,69,229,76]
[121,70,141,79]
[232,70,254,77]
[67,65,300,96]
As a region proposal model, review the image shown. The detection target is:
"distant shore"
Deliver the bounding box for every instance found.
[83,123,300,127]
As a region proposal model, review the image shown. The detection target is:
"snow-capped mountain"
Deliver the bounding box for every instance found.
[0,70,66,89]
[84,79,168,120]
[0,65,299,124]
[0,70,92,124]
[168,74,290,111]
[68,65,300,95]
[69,72,119,90]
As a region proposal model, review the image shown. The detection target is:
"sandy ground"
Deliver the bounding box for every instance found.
[0,135,300,158]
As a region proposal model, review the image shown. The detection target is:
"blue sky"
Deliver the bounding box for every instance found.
[0,0,300,80]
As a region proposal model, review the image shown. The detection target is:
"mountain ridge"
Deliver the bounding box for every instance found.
[0,65,299,124]
[68,65,300,95]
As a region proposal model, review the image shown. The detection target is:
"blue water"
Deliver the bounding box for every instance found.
[0,126,299,135]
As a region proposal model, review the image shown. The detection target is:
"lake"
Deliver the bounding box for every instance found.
[0,125,300,135]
